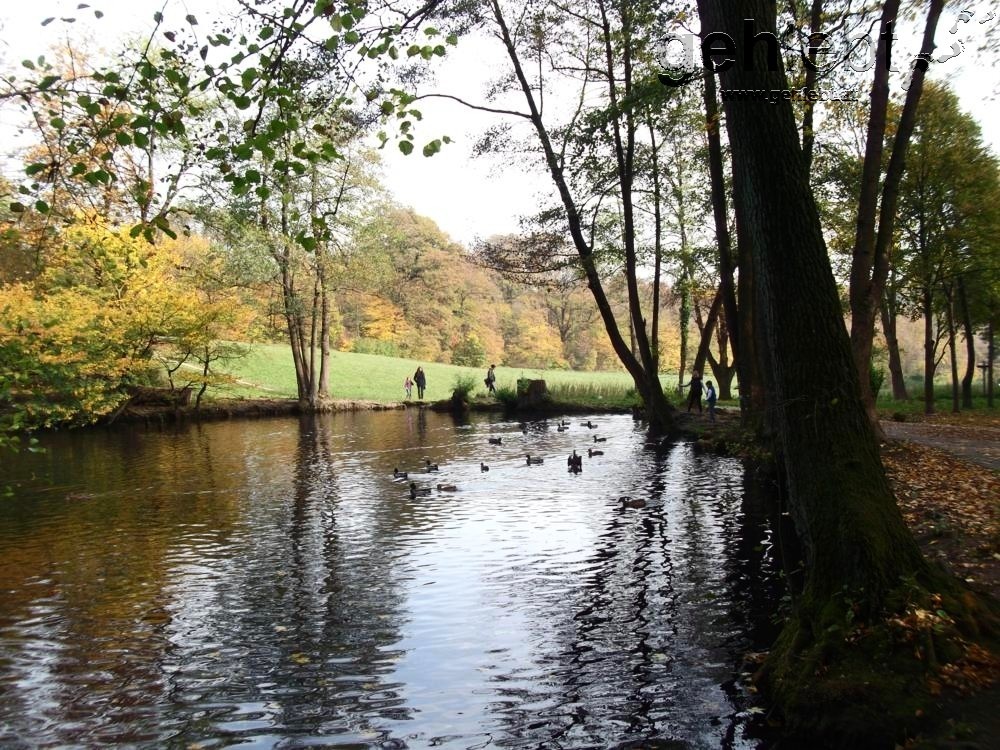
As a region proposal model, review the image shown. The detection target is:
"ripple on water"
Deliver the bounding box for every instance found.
[0,411,781,749]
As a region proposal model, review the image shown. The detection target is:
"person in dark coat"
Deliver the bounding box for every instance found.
[681,370,704,413]
[414,366,427,399]
[485,364,497,394]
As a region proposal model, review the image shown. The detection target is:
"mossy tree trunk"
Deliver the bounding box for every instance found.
[697,0,931,624]
[693,5,997,741]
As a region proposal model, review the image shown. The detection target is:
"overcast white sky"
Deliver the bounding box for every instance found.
[2,0,998,246]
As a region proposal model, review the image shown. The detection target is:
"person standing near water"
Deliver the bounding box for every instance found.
[414,366,427,400]
[404,375,413,399]
[680,370,704,413]
[705,380,717,422]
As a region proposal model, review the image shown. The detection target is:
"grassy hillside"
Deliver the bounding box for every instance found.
[213,343,652,404]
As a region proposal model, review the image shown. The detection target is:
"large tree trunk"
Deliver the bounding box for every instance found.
[694,3,994,742]
[699,0,932,643]
[733,168,767,429]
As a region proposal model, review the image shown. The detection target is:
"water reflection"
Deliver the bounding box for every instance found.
[0,410,781,748]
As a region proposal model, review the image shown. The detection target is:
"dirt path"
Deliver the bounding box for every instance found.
[882,420,1000,472]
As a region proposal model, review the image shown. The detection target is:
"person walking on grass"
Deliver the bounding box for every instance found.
[404,375,413,400]
[705,380,717,422]
[485,364,497,395]
[414,366,427,400]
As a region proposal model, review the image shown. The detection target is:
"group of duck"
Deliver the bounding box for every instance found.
[393,418,646,507]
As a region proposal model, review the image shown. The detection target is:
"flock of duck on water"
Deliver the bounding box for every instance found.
[391,418,646,510]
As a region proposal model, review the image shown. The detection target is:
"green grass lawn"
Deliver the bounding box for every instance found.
[206,343,1000,415]
[211,343,660,405]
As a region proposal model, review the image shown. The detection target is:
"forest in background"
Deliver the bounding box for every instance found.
[0,2,997,433]
[2,2,1000,743]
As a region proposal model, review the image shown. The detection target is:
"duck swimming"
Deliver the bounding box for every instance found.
[393,468,408,479]
[480,462,490,472]
[409,482,432,498]
[526,454,544,465]
[593,436,607,443]
[488,437,502,445]
[424,460,439,472]
[620,496,646,509]
[437,484,458,492]
[588,448,604,457]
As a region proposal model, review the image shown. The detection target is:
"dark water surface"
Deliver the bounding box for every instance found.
[0,410,783,749]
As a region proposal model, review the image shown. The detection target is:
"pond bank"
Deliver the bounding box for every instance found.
[102,394,638,428]
[686,411,1000,749]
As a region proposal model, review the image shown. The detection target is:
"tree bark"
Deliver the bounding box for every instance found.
[957,275,975,408]
[647,115,664,367]
[988,316,995,408]
[945,283,959,413]
[923,284,936,415]
[702,67,741,376]
[733,167,767,429]
[489,0,674,431]
[677,266,691,391]
[698,0,929,617]
[849,0,944,438]
[799,0,824,172]
[880,276,909,400]
[692,287,721,380]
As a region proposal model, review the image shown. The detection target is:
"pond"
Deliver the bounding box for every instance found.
[0,410,785,749]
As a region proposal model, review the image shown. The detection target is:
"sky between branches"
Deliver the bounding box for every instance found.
[1,0,997,246]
